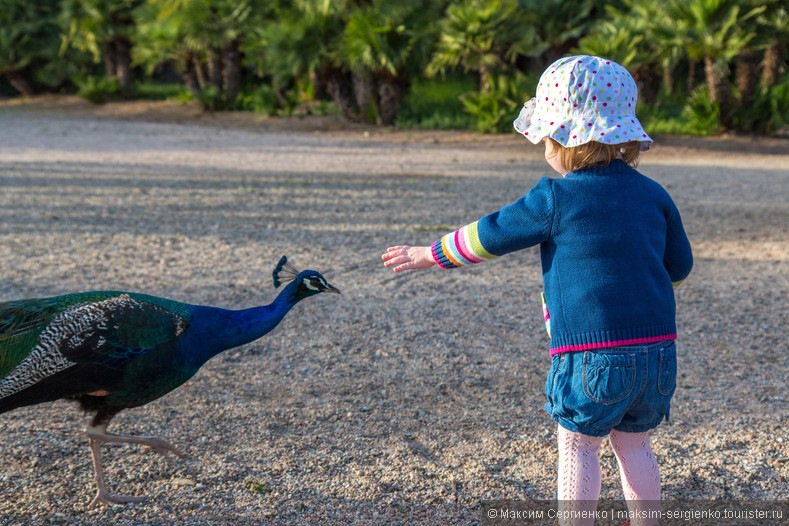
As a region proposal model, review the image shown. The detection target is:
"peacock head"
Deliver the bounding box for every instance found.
[273,255,341,301]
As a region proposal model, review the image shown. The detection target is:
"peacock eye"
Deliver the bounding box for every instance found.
[302,277,322,291]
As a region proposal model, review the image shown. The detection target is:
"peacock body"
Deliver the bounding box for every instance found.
[0,256,339,506]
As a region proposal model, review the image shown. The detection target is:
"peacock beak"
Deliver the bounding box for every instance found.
[323,283,341,294]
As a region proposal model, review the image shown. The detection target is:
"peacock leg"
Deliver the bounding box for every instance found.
[87,433,147,506]
[85,414,186,507]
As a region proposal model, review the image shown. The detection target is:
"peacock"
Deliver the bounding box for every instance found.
[0,256,339,506]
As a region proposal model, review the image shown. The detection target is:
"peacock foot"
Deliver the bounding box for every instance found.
[138,436,187,458]
[90,491,148,507]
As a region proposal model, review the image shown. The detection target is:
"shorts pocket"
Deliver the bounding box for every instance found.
[657,343,677,396]
[582,351,636,405]
[545,353,567,402]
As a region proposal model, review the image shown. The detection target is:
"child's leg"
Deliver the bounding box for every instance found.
[557,425,604,526]
[609,429,661,526]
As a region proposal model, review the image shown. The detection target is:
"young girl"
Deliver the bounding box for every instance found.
[381,55,692,526]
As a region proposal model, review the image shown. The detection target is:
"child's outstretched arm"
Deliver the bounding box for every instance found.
[382,245,435,272]
[383,177,555,273]
[384,178,554,272]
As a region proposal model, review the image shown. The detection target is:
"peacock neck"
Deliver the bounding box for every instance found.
[184,293,298,365]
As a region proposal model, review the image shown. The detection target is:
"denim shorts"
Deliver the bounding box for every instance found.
[544,340,677,437]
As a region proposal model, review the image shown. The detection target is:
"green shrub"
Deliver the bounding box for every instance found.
[460,89,510,133]
[195,86,222,111]
[395,75,475,130]
[172,90,195,104]
[681,88,723,136]
[76,75,119,104]
[303,99,339,117]
[460,71,535,133]
[732,74,789,135]
[639,87,724,136]
[637,99,687,136]
[235,84,279,115]
[274,87,302,116]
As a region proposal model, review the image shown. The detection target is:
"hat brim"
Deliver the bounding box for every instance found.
[513,99,653,151]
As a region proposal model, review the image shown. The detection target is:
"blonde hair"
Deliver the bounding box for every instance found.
[548,139,642,172]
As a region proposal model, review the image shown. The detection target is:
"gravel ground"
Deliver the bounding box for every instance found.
[0,98,787,525]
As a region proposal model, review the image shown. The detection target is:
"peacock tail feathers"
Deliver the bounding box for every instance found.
[273,255,300,289]
[1,291,121,379]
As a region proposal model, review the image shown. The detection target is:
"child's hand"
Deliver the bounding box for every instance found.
[382,245,435,272]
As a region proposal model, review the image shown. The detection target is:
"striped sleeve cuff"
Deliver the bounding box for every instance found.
[431,222,497,269]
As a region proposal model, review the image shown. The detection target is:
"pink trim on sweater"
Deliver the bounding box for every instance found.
[450,230,470,265]
[455,227,486,264]
[452,230,470,265]
[549,334,676,356]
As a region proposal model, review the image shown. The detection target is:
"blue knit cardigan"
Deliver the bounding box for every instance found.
[431,160,693,355]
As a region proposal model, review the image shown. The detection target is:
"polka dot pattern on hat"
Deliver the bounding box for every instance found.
[513,55,652,151]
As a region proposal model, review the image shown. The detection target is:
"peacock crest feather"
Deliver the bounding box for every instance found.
[273,255,300,288]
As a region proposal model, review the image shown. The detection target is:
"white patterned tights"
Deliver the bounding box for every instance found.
[557,426,661,526]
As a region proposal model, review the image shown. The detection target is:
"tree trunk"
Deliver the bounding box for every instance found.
[378,75,404,126]
[223,39,242,105]
[206,50,223,89]
[273,87,288,108]
[324,67,359,122]
[103,40,117,78]
[479,64,490,93]
[761,41,786,87]
[352,70,378,124]
[4,70,36,96]
[662,63,673,96]
[181,52,199,95]
[704,55,732,129]
[687,60,696,94]
[735,51,759,107]
[193,56,207,89]
[311,70,326,101]
[114,37,133,94]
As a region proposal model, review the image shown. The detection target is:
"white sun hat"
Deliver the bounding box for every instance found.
[513,55,652,150]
